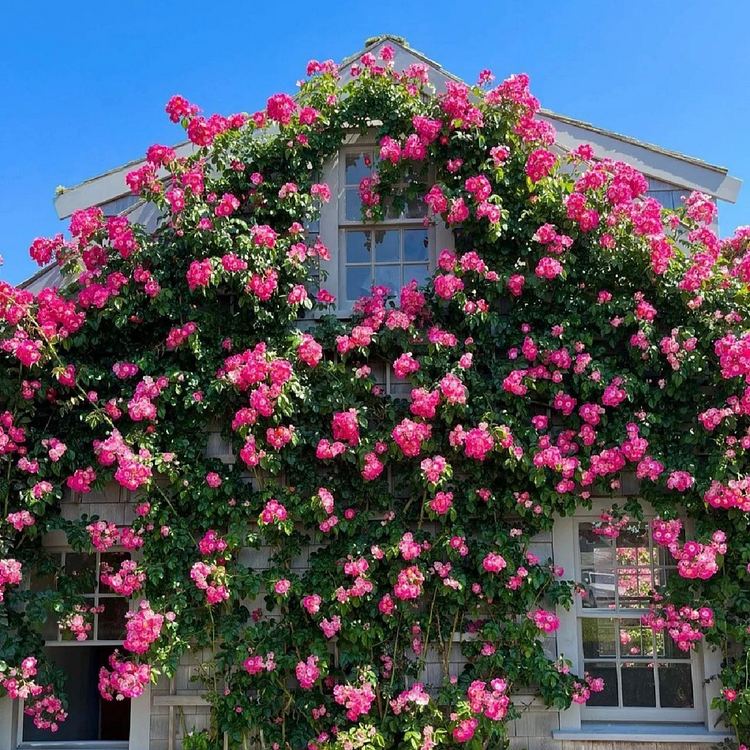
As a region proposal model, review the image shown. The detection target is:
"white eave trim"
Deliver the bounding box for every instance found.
[543,111,742,203]
[53,141,196,220]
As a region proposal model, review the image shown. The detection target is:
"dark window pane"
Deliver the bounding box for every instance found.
[621,662,656,707]
[404,195,427,219]
[99,552,129,597]
[584,662,618,706]
[661,632,692,660]
[30,554,61,593]
[347,266,371,301]
[659,663,694,708]
[23,646,130,741]
[368,359,387,387]
[582,618,616,658]
[402,163,426,181]
[60,597,97,642]
[43,613,60,641]
[346,232,371,264]
[101,552,128,571]
[383,197,402,220]
[98,597,129,640]
[65,553,96,590]
[404,229,429,261]
[374,230,399,262]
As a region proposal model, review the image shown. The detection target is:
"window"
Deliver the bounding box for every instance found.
[22,550,131,744]
[645,188,690,211]
[368,358,412,399]
[340,149,431,304]
[576,519,703,721]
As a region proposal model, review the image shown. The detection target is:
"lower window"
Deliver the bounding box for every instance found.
[576,517,703,721]
[582,617,695,709]
[23,646,131,742]
[22,549,131,743]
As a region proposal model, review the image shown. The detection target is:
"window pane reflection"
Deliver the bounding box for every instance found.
[404,265,429,288]
[404,229,429,261]
[374,265,401,294]
[582,618,616,658]
[345,151,373,185]
[345,188,364,221]
[579,517,696,712]
[346,231,371,263]
[374,230,399,262]
[347,266,371,300]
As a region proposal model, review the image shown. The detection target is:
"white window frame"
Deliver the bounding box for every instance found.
[574,516,703,722]
[552,498,725,736]
[316,132,454,318]
[0,540,151,750]
[339,143,433,309]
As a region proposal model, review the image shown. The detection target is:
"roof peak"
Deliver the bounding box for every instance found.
[363,35,409,49]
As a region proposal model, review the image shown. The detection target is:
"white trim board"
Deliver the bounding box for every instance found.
[553,722,733,743]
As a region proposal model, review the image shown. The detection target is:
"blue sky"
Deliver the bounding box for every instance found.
[1,0,748,284]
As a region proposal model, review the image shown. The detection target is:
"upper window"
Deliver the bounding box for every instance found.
[22,550,131,744]
[340,149,431,305]
[576,518,703,722]
[645,188,690,212]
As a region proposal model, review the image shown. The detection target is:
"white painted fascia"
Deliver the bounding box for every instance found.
[542,111,742,202]
[53,141,196,220]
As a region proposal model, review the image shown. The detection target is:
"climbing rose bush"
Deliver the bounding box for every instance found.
[2,43,750,747]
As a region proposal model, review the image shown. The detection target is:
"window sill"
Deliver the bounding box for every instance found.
[19,743,128,750]
[552,723,733,743]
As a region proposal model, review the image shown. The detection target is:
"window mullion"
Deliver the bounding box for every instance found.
[653,631,662,709]
[94,551,101,640]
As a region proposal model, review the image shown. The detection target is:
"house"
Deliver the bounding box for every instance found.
[1,35,744,750]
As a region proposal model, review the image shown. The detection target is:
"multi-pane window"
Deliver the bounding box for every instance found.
[577,520,702,720]
[22,550,131,743]
[341,149,431,304]
[368,358,413,399]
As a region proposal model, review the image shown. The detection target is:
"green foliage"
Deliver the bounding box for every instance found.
[0,51,749,747]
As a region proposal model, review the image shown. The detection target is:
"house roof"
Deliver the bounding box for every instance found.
[52,35,742,220]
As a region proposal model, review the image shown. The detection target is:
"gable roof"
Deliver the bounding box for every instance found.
[52,35,741,220]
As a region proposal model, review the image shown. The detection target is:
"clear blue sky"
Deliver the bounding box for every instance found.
[2,0,749,284]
